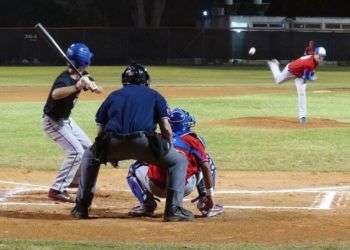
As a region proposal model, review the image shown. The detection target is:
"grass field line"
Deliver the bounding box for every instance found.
[222,205,330,210]
[1,179,350,194]
[0,202,61,207]
[0,180,49,189]
[0,179,348,211]
[317,191,336,209]
[216,186,350,194]
[0,186,44,203]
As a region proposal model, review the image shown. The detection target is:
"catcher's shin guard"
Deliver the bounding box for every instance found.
[127,166,148,204]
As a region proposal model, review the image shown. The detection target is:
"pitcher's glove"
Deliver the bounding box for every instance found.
[191,195,224,217]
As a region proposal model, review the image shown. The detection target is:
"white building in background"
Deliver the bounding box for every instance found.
[211,16,350,32]
[204,0,350,32]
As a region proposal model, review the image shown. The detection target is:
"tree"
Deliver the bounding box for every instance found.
[53,0,106,26]
[132,0,166,28]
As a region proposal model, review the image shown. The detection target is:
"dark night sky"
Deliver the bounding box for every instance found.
[0,0,350,27]
[266,0,350,17]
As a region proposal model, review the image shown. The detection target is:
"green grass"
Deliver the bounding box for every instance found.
[0,66,350,171]
[1,66,350,249]
[0,240,349,250]
[1,65,350,87]
[1,93,350,171]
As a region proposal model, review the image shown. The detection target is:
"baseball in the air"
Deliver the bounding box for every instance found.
[248,47,256,55]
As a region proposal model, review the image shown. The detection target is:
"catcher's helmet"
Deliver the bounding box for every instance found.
[170,108,196,136]
[66,43,93,68]
[122,63,150,86]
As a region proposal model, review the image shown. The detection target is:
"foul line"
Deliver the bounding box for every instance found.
[0,187,45,203]
[0,180,48,189]
[0,179,348,211]
[223,205,327,210]
[318,191,336,209]
[216,186,350,194]
[2,180,349,194]
[0,202,60,207]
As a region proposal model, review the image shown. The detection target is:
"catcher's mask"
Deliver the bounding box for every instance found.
[170,108,196,136]
[122,63,150,86]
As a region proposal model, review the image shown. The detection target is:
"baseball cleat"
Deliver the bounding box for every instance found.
[204,204,224,217]
[163,206,194,222]
[129,197,157,217]
[71,204,89,219]
[128,204,155,217]
[48,188,75,203]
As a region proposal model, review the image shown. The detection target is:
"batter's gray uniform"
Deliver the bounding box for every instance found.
[43,116,91,191]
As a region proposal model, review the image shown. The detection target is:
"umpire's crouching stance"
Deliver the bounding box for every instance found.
[71,64,192,221]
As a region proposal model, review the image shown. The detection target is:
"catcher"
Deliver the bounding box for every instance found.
[127,107,224,217]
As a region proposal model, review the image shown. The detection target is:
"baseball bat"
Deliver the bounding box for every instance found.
[34,23,82,77]
[35,23,102,93]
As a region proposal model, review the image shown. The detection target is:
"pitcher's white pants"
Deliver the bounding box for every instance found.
[43,115,92,192]
[268,62,307,119]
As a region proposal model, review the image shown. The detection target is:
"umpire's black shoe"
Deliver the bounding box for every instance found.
[163,206,194,222]
[71,204,89,219]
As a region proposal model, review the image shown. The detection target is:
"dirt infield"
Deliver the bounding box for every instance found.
[0,168,349,245]
[208,117,350,129]
[1,86,348,103]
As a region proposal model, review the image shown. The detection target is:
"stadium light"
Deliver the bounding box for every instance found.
[202,10,209,17]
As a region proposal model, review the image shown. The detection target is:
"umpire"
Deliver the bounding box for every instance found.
[71,63,193,221]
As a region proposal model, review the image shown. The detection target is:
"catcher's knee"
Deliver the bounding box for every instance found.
[184,175,197,197]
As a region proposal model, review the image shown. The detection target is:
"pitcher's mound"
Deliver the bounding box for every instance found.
[209,117,350,129]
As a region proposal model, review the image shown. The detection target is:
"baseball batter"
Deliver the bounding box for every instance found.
[43,43,102,203]
[267,47,326,124]
[127,108,223,217]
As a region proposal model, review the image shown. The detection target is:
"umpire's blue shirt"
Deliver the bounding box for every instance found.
[96,84,170,134]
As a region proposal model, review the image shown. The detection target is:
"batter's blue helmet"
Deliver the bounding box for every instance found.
[66,43,93,68]
[170,108,196,136]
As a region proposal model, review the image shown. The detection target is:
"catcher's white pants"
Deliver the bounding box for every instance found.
[43,115,92,192]
[268,62,307,119]
[134,164,197,198]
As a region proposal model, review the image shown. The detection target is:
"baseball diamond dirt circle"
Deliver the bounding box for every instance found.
[0,169,350,244]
